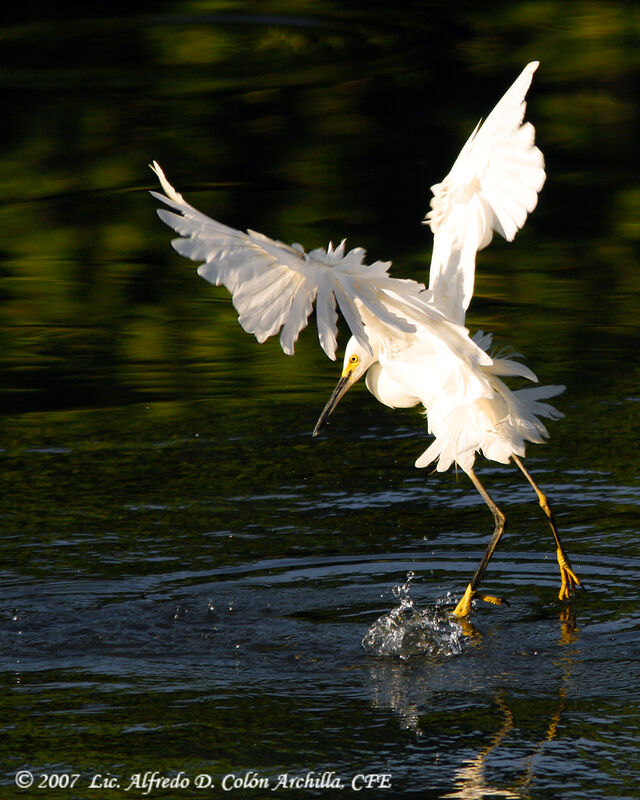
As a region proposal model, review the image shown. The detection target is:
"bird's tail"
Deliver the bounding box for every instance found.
[415,379,564,473]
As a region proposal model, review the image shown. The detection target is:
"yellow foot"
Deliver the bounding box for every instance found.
[452,584,474,617]
[452,585,508,617]
[557,547,582,600]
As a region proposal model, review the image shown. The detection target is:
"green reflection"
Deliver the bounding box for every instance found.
[0,3,638,415]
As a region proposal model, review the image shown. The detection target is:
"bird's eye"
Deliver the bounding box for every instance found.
[349,355,359,364]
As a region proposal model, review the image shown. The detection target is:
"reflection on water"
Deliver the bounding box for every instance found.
[442,611,579,800]
[442,693,519,799]
[368,607,584,799]
[442,609,580,800]
[1,3,640,799]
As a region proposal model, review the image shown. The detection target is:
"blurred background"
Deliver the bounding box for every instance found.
[1,1,638,417]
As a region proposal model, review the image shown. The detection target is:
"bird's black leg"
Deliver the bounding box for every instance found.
[512,455,582,599]
[452,469,509,617]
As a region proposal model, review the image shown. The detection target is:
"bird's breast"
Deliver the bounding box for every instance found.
[365,362,421,409]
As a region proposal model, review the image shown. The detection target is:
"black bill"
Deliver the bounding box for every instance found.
[312,373,353,437]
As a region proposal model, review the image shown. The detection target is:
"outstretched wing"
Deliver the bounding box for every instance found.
[150,162,427,360]
[425,61,546,324]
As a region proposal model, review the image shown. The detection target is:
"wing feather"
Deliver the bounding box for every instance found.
[236,273,303,342]
[150,161,423,360]
[425,62,546,324]
[278,281,316,355]
[332,283,370,353]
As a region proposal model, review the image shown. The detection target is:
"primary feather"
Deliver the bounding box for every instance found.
[151,162,434,360]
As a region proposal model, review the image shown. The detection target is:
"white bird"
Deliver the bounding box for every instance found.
[150,61,581,617]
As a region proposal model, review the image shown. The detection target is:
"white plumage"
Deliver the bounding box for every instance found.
[426,61,546,323]
[151,61,581,616]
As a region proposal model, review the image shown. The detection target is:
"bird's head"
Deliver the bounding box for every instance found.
[312,337,374,437]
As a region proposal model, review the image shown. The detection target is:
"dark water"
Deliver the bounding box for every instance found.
[2,4,640,799]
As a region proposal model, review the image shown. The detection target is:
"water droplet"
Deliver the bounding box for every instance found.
[362,575,463,660]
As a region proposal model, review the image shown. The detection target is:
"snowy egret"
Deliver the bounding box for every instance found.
[150,61,581,617]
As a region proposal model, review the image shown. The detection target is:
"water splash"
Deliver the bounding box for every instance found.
[362,572,464,660]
